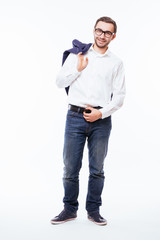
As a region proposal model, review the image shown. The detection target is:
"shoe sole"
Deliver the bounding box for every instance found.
[50,217,77,225]
[88,217,107,226]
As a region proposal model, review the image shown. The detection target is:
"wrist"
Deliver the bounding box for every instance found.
[99,112,102,119]
[77,67,82,72]
[98,110,102,119]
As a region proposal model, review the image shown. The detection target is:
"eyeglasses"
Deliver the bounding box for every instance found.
[95,28,114,38]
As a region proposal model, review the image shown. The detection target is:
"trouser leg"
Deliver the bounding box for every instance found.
[63,110,86,212]
[86,116,112,213]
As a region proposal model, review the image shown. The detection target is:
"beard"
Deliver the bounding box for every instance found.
[94,37,109,49]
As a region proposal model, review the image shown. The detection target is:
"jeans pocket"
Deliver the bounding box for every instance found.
[67,110,78,118]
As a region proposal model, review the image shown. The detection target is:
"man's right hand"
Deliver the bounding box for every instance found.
[77,52,88,72]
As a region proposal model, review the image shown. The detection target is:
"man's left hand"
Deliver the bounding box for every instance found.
[83,107,102,122]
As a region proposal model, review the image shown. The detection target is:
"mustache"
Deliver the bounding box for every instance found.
[94,38,108,48]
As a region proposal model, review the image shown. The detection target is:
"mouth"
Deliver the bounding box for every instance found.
[97,38,106,44]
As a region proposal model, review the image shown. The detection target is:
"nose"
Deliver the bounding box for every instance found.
[100,32,105,38]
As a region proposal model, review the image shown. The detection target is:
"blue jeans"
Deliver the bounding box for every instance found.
[63,109,112,213]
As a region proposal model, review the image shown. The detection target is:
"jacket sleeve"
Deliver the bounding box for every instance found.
[99,62,126,119]
[56,53,81,88]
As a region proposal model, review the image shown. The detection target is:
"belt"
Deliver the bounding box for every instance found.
[68,104,102,113]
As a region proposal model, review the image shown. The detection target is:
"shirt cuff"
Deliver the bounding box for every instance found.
[99,108,111,119]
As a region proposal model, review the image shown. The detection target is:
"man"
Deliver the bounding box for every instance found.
[51,16,126,226]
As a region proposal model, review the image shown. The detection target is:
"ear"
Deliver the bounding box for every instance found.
[111,34,116,41]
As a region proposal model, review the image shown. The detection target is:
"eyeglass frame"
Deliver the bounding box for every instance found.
[94,28,115,38]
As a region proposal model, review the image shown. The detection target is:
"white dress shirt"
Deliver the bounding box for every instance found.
[56,45,126,119]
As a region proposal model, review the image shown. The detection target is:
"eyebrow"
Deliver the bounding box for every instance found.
[95,28,113,34]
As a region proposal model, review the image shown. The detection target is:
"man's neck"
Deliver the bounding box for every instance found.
[93,43,108,54]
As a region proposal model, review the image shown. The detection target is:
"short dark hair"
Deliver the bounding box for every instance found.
[94,16,117,34]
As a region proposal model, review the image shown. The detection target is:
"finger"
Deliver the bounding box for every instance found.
[78,52,82,56]
[85,107,93,111]
[83,114,89,119]
[84,117,90,122]
[83,112,90,117]
[85,57,88,63]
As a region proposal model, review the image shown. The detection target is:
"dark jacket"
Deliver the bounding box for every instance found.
[62,39,92,94]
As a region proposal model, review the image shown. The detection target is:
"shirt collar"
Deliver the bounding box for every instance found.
[89,44,110,57]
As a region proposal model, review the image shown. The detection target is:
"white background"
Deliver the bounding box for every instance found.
[0,0,160,239]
